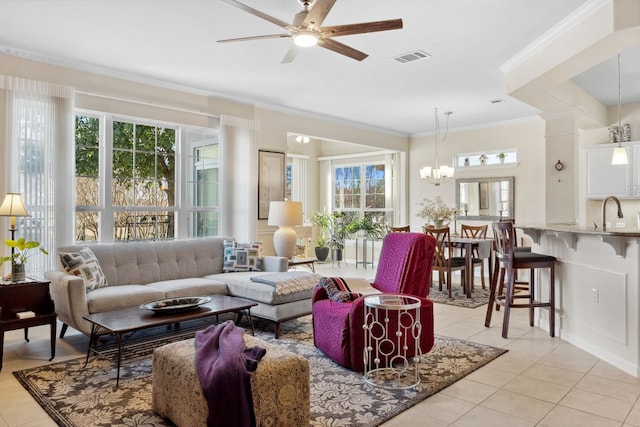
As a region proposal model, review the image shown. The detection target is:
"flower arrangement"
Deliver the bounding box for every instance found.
[417,196,456,224]
[0,237,48,266]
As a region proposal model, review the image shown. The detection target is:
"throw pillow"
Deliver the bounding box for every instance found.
[319,277,381,303]
[59,247,108,293]
[223,240,263,272]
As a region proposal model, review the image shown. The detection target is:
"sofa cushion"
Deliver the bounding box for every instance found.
[223,240,262,272]
[146,278,228,299]
[210,272,316,305]
[87,285,166,313]
[57,237,227,288]
[59,247,108,293]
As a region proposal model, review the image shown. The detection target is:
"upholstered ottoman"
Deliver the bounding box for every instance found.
[152,334,310,426]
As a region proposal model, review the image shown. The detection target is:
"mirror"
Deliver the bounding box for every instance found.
[455,176,514,220]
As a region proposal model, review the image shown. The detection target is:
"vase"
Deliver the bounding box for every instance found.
[432,220,444,228]
[11,263,25,282]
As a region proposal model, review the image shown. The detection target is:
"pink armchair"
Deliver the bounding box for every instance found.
[312,232,436,372]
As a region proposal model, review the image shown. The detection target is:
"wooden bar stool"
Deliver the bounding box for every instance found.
[461,223,489,289]
[485,221,557,338]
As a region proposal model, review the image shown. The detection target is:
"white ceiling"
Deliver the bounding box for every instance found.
[1,0,635,136]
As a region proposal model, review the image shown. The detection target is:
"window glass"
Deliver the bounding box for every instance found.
[185,128,219,237]
[75,112,217,242]
[333,162,390,227]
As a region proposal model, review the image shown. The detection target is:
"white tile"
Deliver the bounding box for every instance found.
[504,375,572,403]
[539,405,623,427]
[481,389,554,422]
[559,389,634,422]
[451,405,535,427]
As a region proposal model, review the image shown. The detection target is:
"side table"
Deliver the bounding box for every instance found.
[363,294,422,390]
[0,280,56,371]
[355,237,375,269]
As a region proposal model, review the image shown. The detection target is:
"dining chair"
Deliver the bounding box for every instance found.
[386,225,410,233]
[422,226,466,299]
[460,224,489,289]
[485,221,557,338]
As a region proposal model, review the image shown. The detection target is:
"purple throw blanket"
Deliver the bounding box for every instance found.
[195,320,266,427]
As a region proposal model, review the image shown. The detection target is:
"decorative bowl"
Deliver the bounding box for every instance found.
[140,296,212,314]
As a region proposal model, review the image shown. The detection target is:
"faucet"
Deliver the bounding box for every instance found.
[602,195,623,230]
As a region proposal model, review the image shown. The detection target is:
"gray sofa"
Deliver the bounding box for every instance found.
[45,237,317,338]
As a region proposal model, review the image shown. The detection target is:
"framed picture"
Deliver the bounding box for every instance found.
[258,150,285,220]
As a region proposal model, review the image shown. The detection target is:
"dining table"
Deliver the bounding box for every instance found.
[448,236,494,298]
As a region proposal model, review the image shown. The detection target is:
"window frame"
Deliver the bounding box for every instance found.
[74,109,219,243]
[332,160,392,225]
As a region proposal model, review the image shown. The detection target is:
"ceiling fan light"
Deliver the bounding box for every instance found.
[293,30,318,47]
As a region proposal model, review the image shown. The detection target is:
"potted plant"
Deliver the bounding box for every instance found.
[1,237,49,282]
[328,212,348,261]
[346,216,384,240]
[417,196,456,228]
[497,152,506,164]
[311,211,332,261]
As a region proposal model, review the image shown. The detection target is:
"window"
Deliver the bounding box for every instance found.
[333,163,391,225]
[75,112,218,242]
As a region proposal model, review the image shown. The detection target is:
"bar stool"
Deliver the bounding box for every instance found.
[460,223,489,289]
[485,221,557,338]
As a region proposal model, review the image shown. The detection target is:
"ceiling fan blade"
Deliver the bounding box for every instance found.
[220,0,295,31]
[281,44,302,64]
[217,34,291,43]
[321,19,403,37]
[303,0,336,28]
[318,38,368,61]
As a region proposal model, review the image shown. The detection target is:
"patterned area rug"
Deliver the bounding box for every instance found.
[428,283,491,308]
[14,316,506,427]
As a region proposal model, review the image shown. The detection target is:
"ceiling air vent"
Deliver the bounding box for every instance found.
[393,50,431,64]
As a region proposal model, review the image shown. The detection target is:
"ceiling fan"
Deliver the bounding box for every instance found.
[217,0,403,63]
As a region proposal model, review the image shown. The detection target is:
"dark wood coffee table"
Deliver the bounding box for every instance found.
[83,294,257,386]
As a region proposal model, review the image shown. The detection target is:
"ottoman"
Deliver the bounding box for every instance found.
[152,334,310,426]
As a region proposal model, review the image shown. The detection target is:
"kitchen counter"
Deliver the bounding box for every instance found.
[520,223,640,257]
[517,223,640,377]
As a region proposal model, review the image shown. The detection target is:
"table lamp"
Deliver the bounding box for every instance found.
[268,200,303,259]
[0,193,30,242]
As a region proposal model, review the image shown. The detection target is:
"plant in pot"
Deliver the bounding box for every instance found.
[328,212,348,262]
[497,152,506,163]
[417,196,456,228]
[1,237,49,282]
[310,211,332,262]
[346,216,384,240]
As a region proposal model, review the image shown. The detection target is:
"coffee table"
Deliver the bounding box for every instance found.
[83,295,258,386]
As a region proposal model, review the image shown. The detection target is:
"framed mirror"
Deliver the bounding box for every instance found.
[455,176,514,220]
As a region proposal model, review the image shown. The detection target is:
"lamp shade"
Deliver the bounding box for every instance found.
[612,146,629,165]
[0,193,30,217]
[268,201,303,227]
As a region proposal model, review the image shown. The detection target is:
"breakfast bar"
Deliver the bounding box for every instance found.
[519,223,640,377]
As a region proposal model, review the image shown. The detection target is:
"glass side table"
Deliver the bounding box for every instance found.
[363,294,422,390]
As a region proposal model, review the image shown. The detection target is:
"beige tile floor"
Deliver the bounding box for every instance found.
[1,261,639,426]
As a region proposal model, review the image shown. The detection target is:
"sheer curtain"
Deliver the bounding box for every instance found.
[219,114,258,242]
[0,76,74,276]
[288,154,309,219]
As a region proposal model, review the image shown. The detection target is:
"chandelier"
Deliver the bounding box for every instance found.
[420,108,454,186]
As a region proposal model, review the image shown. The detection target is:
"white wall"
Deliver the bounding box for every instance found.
[408,118,547,232]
